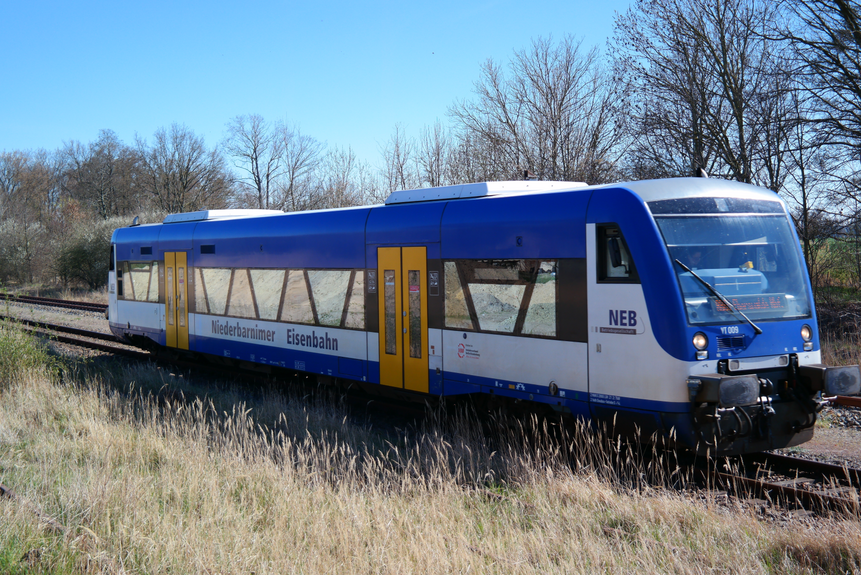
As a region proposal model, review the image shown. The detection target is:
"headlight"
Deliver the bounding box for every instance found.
[692,332,708,350]
[801,324,812,341]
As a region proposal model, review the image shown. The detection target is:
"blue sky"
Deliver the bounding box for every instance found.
[1,0,631,165]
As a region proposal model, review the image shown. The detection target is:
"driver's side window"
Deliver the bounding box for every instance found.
[598,225,639,283]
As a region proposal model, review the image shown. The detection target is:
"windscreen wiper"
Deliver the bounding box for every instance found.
[674,259,763,335]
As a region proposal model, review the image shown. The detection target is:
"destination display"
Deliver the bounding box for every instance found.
[711,294,787,313]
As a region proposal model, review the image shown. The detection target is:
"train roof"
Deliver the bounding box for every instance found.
[384,180,588,204]
[606,178,783,205]
[384,177,781,207]
[114,178,784,244]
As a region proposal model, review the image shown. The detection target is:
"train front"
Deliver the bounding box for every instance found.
[646,189,860,454]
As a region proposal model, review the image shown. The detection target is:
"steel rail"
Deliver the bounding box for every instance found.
[0,293,108,313]
[829,395,861,408]
[704,452,861,514]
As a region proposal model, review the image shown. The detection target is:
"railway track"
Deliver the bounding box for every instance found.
[2,315,150,360]
[0,293,108,314]
[696,452,861,516]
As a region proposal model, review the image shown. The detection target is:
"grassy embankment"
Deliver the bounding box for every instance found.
[0,321,858,573]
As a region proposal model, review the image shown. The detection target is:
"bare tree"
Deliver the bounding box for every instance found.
[0,150,60,282]
[275,124,324,212]
[380,124,419,193]
[63,129,141,220]
[450,36,623,183]
[0,151,26,221]
[791,205,843,298]
[771,83,841,277]
[415,120,457,188]
[779,0,861,154]
[223,115,283,209]
[771,0,861,242]
[613,0,789,184]
[136,124,234,213]
[443,130,509,183]
[313,146,365,209]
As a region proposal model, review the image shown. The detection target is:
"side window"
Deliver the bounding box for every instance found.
[443,260,557,337]
[343,271,365,329]
[193,267,365,329]
[118,261,159,301]
[444,262,473,330]
[522,263,556,336]
[226,269,256,318]
[250,269,286,320]
[598,226,639,283]
[307,270,352,326]
[117,261,125,298]
[150,262,161,302]
[280,270,315,324]
[198,268,231,314]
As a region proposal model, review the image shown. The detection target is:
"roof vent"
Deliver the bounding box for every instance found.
[384,181,587,205]
[163,209,283,224]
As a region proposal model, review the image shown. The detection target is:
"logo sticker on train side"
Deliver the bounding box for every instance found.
[458,342,480,359]
[456,335,480,359]
[600,309,640,335]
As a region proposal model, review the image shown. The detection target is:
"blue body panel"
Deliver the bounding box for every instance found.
[158,222,196,251]
[113,225,162,261]
[192,208,371,269]
[366,202,446,246]
[441,191,590,259]
[365,202,446,266]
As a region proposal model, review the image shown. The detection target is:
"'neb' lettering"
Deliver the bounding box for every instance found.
[609,309,637,327]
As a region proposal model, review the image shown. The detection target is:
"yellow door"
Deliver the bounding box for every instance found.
[378,247,428,393]
[165,252,189,350]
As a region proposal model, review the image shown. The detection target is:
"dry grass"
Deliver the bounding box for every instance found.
[0,329,858,573]
[821,331,861,368]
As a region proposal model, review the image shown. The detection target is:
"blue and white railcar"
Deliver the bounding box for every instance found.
[108,178,860,455]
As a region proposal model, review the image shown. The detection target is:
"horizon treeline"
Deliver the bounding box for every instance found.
[1,0,860,293]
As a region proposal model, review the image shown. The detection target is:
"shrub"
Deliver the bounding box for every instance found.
[0,322,55,384]
[53,219,119,289]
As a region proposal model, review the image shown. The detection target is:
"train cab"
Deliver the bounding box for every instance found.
[586,179,860,453]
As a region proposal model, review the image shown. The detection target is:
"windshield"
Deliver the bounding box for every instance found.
[650,199,811,325]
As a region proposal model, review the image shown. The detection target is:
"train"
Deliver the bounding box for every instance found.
[108,177,861,455]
